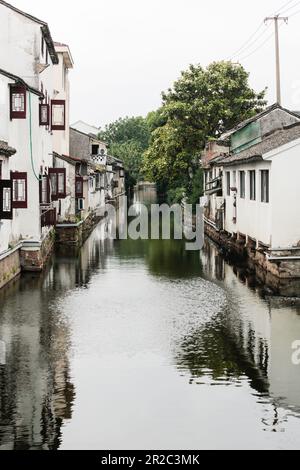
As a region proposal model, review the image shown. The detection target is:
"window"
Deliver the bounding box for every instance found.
[0,180,13,220]
[10,85,26,119]
[49,168,66,200]
[58,172,65,195]
[226,171,231,196]
[261,170,269,203]
[89,176,95,192]
[39,103,49,126]
[92,144,99,155]
[77,198,85,212]
[11,172,27,208]
[75,176,83,198]
[232,171,237,188]
[96,173,101,190]
[39,175,50,204]
[49,170,58,200]
[239,171,245,199]
[41,36,45,57]
[249,170,256,201]
[51,100,66,130]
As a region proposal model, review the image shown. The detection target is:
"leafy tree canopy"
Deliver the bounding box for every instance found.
[98,116,151,186]
[143,61,267,201]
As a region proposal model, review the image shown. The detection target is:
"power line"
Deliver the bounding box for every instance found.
[280,0,300,14]
[227,0,298,63]
[227,0,293,61]
[228,22,265,60]
[237,29,276,62]
[230,23,271,60]
[274,0,296,15]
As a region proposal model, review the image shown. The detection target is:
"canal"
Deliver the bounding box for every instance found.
[0,215,300,449]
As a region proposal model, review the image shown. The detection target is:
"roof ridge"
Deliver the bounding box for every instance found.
[0,68,43,96]
[0,0,47,26]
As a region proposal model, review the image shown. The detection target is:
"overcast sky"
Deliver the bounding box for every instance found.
[11,0,300,127]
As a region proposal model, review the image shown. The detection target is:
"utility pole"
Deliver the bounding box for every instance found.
[264,15,288,105]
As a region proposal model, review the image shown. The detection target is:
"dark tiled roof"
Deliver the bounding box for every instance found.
[218,123,300,166]
[0,68,43,97]
[220,103,300,140]
[0,140,16,157]
[53,152,87,166]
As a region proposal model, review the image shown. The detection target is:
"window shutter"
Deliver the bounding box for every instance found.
[75,176,83,198]
[40,175,50,204]
[57,168,66,199]
[0,180,13,220]
[11,172,27,208]
[39,103,50,126]
[49,169,66,200]
[49,168,58,201]
[51,100,66,130]
[10,85,27,119]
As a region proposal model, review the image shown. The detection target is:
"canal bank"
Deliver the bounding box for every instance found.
[0,214,300,450]
[204,222,300,298]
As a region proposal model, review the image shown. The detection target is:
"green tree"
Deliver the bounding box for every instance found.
[143,61,266,202]
[99,116,151,187]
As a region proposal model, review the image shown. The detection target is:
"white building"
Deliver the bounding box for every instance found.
[0,1,73,287]
[202,104,300,282]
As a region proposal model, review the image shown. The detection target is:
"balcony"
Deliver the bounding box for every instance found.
[205,176,223,196]
[41,206,57,228]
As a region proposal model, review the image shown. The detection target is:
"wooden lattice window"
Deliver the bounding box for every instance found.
[11,172,27,208]
[39,103,50,126]
[51,100,66,130]
[10,85,26,119]
[0,180,13,220]
[75,176,83,198]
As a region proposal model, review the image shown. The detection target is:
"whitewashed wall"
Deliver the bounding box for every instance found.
[265,138,300,248]
[224,160,272,246]
[53,46,74,223]
[0,4,56,254]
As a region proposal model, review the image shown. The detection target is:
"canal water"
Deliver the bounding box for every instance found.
[0,211,300,449]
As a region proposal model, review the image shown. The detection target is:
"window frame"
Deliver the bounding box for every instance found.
[226,171,231,197]
[91,144,99,156]
[75,176,84,198]
[0,179,13,220]
[10,85,27,120]
[239,171,246,199]
[48,168,66,201]
[39,103,50,126]
[249,170,256,201]
[39,175,50,205]
[51,99,66,131]
[261,170,270,203]
[11,171,27,209]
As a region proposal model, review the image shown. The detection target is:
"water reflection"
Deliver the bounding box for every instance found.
[0,200,299,448]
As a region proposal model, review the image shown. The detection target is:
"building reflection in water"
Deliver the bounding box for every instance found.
[0,220,115,450]
[0,193,300,447]
[175,239,300,432]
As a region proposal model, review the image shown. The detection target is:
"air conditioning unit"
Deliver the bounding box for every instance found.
[77,198,85,211]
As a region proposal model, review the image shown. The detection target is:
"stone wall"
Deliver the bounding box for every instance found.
[0,248,21,289]
[205,223,300,297]
[56,211,101,247]
[20,229,55,272]
[70,128,90,160]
